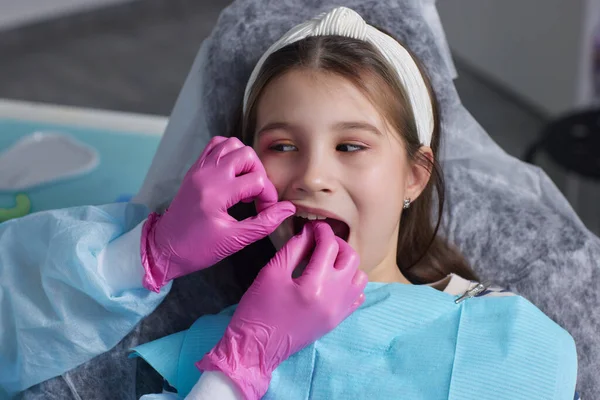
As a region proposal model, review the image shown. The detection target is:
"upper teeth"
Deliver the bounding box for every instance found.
[296,212,327,220]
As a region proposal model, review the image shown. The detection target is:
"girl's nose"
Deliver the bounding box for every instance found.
[291,155,336,195]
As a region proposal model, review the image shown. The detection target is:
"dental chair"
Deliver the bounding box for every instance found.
[18,0,600,398]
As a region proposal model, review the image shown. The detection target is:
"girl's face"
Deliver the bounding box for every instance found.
[253,69,431,282]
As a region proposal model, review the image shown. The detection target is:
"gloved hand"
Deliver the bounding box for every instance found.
[140,136,295,292]
[196,221,368,400]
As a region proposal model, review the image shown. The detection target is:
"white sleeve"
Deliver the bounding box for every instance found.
[97,219,147,293]
[139,372,244,400]
[140,393,182,400]
[185,371,244,400]
[0,203,169,395]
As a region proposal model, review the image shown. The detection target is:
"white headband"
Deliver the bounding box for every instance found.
[243,7,434,146]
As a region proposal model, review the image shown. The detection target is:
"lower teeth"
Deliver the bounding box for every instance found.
[292,216,349,241]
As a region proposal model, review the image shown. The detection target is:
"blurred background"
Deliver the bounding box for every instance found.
[0,0,598,234]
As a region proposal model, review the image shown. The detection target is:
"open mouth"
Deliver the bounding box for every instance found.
[292,215,350,241]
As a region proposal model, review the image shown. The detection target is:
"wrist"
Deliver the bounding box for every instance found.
[196,327,276,400]
[140,212,170,293]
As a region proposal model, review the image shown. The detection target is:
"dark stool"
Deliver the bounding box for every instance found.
[524,109,600,207]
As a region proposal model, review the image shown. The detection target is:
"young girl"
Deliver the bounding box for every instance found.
[137,6,579,400]
[0,6,579,400]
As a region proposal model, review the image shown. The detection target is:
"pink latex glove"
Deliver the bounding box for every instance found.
[141,136,296,292]
[196,221,368,400]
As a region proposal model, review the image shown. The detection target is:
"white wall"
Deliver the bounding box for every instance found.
[577,0,600,106]
[438,0,593,116]
[0,0,136,31]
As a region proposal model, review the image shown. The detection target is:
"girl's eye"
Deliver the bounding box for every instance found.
[336,143,366,152]
[269,143,297,152]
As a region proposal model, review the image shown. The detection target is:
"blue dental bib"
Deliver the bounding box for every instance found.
[132,283,577,399]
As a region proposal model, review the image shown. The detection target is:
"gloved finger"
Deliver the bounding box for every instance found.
[223,171,269,210]
[222,147,279,208]
[217,145,280,210]
[352,269,368,288]
[204,137,245,166]
[226,150,279,209]
[265,222,315,275]
[332,237,360,271]
[241,183,277,206]
[192,136,229,170]
[343,287,367,319]
[253,178,279,213]
[350,292,366,311]
[230,146,267,176]
[341,268,367,312]
[296,222,339,285]
[224,171,264,209]
[236,201,296,240]
[220,145,265,177]
[335,292,365,328]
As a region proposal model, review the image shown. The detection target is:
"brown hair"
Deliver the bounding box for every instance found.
[227,33,478,291]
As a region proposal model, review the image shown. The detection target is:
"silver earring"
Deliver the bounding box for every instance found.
[403,198,411,210]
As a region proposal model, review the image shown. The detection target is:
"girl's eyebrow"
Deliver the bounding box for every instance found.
[256,122,298,136]
[256,121,383,136]
[333,121,382,136]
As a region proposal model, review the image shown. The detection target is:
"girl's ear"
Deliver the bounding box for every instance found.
[405,146,433,201]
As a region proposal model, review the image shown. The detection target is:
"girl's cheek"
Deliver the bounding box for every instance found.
[262,164,286,194]
[257,153,275,174]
